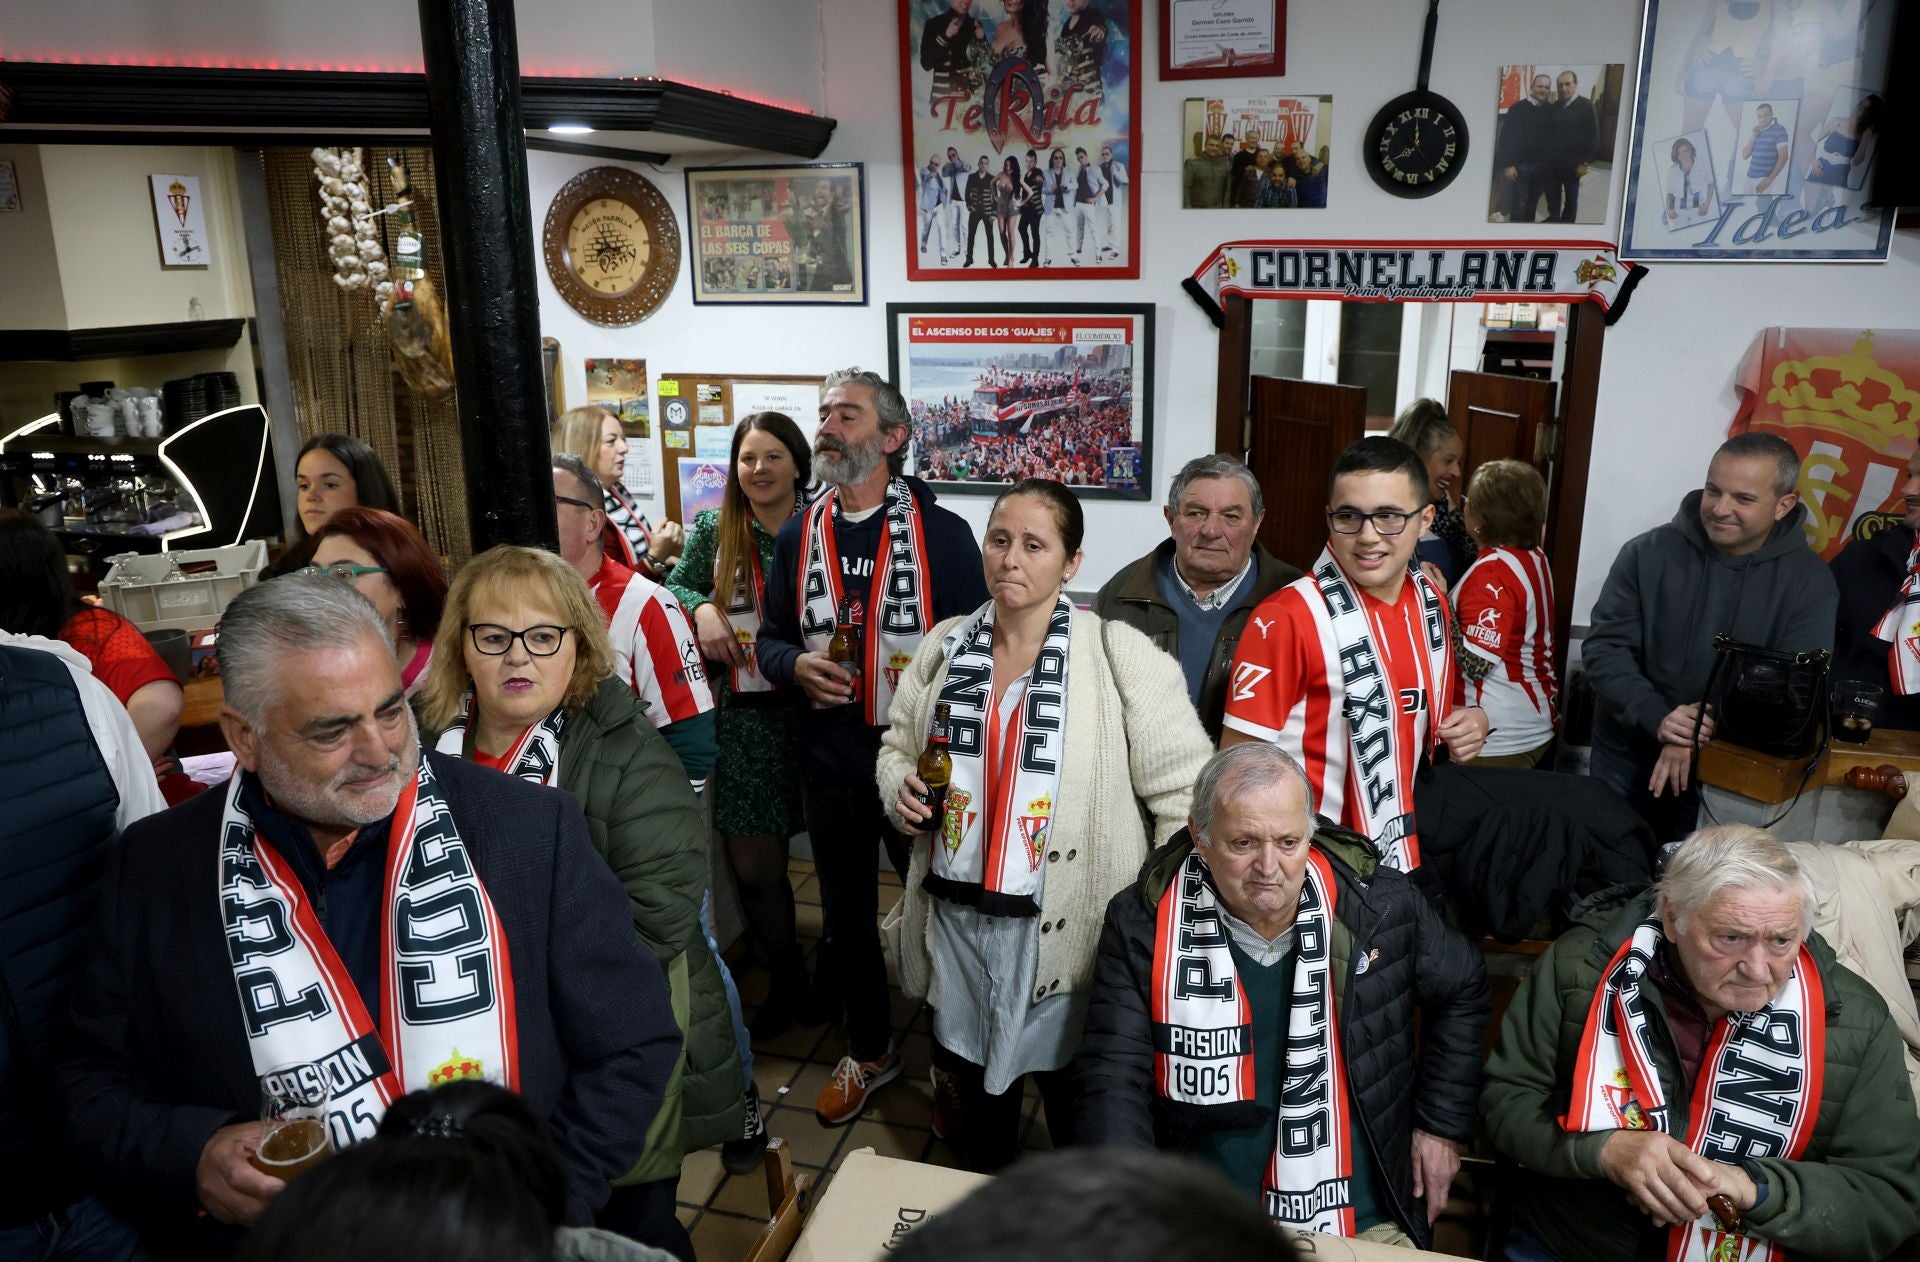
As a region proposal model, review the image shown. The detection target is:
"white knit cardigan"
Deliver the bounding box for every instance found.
[878,608,1213,1008]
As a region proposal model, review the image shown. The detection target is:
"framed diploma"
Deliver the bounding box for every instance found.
[1161,0,1284,80]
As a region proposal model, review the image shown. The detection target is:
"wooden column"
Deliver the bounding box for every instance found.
[1550,301,1605,677]
[1214,294,1253,456]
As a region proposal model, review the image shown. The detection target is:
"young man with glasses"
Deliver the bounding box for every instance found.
[1221,437,1489,873]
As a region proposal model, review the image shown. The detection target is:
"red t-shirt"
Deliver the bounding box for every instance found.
[59,606,177,707]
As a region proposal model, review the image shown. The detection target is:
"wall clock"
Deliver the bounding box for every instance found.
[543,166,680,326]
[1363,0,1469,198]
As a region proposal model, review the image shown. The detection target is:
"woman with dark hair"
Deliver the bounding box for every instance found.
[1806,92,1882,188]
[0,507,197,800]
[292,433,402,540]
[552,406,685,581]
[665,412,814,1040]
[995,156,1021,267]
[1387,398,1475,588]
[298,506,448,697]
[237,1081,671,1262]
[877,478,1211,1171]
[418,546,740,1261]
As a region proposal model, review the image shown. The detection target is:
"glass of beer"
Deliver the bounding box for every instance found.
[250,1060,334,1180]
[1834,681,1884,745]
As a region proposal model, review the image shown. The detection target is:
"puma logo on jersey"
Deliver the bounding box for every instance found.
[1251,615,1275,639]
[1232,661,1272,701]
[1483,583,1505,600]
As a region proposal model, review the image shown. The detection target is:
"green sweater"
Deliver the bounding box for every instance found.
[1482,888,1920,1262]
[665,507,779,625]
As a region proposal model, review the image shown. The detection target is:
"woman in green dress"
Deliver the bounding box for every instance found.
[666,411,813,1038]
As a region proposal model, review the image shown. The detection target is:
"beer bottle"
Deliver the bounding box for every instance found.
[826,594,862,700]
[914,702,954,829]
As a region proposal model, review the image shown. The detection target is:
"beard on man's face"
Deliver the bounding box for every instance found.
[814,432,886,486]
[257,711,421,829]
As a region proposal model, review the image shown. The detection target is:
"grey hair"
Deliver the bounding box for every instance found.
[1656,825,1816,935]
[1716,431,1801,497]
[825,367,912,476]
[1192,743,1314,845]
[551,451,602,502]
[219,575,394,725]
[1166,453,1264,518]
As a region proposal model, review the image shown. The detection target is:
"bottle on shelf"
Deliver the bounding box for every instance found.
[382,156,456,401]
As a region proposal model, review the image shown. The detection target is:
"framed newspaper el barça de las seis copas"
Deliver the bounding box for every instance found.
[888,302,1154,501]
[899,0,1143,280]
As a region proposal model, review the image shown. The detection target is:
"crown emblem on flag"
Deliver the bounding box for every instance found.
[428,1048,486,1087]
[1018,794,1053,870]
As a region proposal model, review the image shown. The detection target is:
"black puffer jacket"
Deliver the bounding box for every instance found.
[1073,825,1490,1248]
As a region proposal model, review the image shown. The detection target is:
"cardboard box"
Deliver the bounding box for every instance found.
[788,1148,990,1262]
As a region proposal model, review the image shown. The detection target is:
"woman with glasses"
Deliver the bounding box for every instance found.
[663,412,813,1041]
[551,406,684,581]
[417,546,740,1262]
[299,507,447,698]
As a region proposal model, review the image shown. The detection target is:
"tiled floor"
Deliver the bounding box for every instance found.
[677,861,1054,1258]
[684,860,1484,1261]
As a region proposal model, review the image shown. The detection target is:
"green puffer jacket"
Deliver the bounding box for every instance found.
[1482,886,1920,1262]
[432,678,745,1182]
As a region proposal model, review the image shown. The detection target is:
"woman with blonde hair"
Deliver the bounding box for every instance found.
[417,545,739,1260]
[1453,460,1559,768]
[551,407,684,580]
[1387,399,1474,588]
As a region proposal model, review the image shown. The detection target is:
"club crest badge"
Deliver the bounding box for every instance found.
[941,787,976,859]
[1018,793,1053,870]
[886,651,914,691]
[1604,1068,1649,1131]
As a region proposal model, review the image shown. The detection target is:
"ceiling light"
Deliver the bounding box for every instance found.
[547,123,596,135]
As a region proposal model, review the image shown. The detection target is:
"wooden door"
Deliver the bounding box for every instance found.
[1448,369,1559,473]
[1247,376,1367,572]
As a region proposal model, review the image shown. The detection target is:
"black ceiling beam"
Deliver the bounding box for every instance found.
[0,61,835,157]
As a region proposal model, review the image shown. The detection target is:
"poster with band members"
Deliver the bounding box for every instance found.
[888,302,1153,500]
[900,0,1142,280]
[684,163,867,305]
[1622,0,1895,261]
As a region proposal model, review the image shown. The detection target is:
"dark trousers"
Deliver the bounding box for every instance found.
[598,1176,694,1262]
[932,1041,1078,1172]
[1018,209,1041,264]
[1588,725,1700,845]
[803,771,910,1061]
[1507,163,1549,221]
[965,210,998,266]
[1550,163,1581,222]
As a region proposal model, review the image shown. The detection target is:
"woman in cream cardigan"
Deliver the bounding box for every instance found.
[879,478,1211,1171]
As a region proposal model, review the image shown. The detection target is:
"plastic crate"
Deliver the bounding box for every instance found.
[98,540,269,633]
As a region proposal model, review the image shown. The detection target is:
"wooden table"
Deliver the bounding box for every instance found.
[178,675,229,755]
[1699,728,1920,805]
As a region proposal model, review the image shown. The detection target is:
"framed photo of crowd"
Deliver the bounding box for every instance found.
[898,0,1143,280]
[1621,0,1896,261]
[886,302,1154,501]
[683,163,868,304]
[1179,94,1332,208]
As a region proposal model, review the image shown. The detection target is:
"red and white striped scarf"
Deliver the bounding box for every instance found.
[219,759,518,1146]
[1150,846,1356,1234]
[601,480,654,570]
[718,545,772,695]
[797,478,932,724]
[1872,533,1920,695]
[1562,917,1825,1262]
[433,695,568,787]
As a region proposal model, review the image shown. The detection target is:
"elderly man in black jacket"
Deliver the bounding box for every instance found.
[57,577,680,1255]
[1075,742,1489,1250]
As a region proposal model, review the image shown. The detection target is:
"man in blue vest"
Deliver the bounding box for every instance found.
[0,632,164,1261]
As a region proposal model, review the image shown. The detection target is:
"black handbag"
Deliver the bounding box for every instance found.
[1699,633,1831,760]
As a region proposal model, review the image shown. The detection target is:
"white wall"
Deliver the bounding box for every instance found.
[0,145,69,329]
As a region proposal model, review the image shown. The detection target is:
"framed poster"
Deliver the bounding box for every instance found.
[149,173,210,269]
[899,0,1142,280]
[1160,0,1284,80]
[887,302,1153,500]
[1622,0,1895,261]
[585,357,656,495]
[1486,64,1626,225]
[684,163,867,305]
[1180,95,1331,208]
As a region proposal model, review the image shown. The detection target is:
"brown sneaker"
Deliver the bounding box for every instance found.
[814,1049,901,1126]
[930,1065,965,1146]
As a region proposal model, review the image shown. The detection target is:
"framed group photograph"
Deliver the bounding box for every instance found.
[887,302,1153,500]
[683,163,867,304]
[1486,64,1625,224]
[1180,95,1331,208]
[1160,0,1285,79]
[1622,0,1896,261]
[898,0,1143,280]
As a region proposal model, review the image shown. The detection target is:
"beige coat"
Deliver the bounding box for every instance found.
[878,609,1212,1008]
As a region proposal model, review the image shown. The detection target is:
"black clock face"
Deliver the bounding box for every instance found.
[1365,90,1470,198]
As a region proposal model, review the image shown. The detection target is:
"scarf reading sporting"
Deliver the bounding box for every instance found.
[603,481,655,570]
[1872,533,1920,695]
[432,694,568,786]
[924,596,1071,917]
[218,759,518,1144]
[797,477,932,724]
[1307,549,1449,871]
[1150,847,1356,1234]
[1562,918,1825,1262]
[720,546,771,695]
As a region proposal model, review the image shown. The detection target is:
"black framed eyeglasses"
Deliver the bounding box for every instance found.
[554,494,598,512]
[467,624,570,657]
[295,562,389,582]
[1327,509,1418,536]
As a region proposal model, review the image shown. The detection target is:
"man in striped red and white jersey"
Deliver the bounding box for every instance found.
[1453,460,1559,769]
[555,456,718,789]
[1221,439,1489,873]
